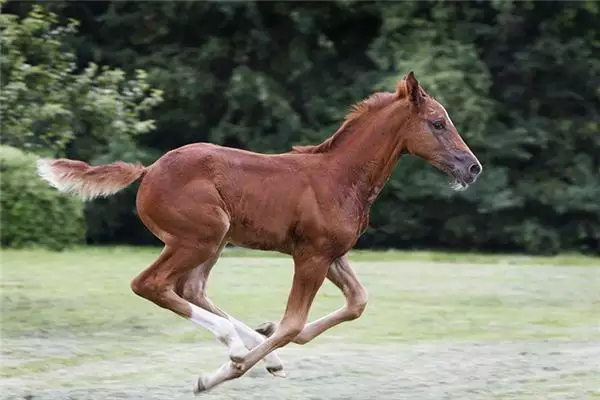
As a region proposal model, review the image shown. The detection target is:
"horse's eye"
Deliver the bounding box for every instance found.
[432,120,445,130]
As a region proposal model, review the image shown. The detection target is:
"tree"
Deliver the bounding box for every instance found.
[0,2,163,160]
[0,2,164,248]
[4,0,597,254]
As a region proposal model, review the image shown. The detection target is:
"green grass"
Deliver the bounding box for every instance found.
[2,246,598,344]
[1,246,599,398]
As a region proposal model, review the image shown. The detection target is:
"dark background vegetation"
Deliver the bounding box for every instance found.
[2,1,599,255]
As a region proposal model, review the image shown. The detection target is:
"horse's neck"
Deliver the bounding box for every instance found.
[327,109,409,206]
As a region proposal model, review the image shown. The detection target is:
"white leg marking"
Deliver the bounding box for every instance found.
[189,303,248,360]
[230,317,284,373]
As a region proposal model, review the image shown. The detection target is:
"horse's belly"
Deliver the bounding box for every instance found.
[226,225,292,254]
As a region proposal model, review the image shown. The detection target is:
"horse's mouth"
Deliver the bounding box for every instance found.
[432,161,470,192]
[449,177,469,191]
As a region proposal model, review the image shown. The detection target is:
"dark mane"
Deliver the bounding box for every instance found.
[291,92,397,154]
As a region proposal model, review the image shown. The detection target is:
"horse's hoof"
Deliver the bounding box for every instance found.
[255,321,277,337]
[193,376,207,395]
[267,365,286,378]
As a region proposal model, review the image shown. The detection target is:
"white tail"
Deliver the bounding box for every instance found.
[37,158,147,201]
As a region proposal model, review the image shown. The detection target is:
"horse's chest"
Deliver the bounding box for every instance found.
[306,207,369,254]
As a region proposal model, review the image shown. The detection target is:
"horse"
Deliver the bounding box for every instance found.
[36,72,482,394]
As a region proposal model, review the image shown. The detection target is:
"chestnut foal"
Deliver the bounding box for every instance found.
[37,72,482,393]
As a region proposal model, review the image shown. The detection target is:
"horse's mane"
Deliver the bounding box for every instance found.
[291,92,397,154]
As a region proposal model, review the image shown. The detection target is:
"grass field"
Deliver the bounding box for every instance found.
[1,246,599,399]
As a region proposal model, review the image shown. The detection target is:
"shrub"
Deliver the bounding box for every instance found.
[0,145,85,250]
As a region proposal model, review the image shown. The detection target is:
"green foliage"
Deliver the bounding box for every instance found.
[0,4,163,156]
[0,3,164,246]
[0,145,85,250]
[80,2,379,153]
[361,1,599,255]
[1,1,598,254]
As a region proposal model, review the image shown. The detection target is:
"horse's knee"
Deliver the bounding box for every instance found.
[346,301,366,320]
[131,275,151,298]
[277,321,304,344]
[346,288,368,320]
[292,333,310,345]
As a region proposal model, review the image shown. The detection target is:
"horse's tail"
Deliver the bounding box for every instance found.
[36,158,147,201]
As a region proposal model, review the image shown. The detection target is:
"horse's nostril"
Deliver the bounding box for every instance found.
[469,163,482,176]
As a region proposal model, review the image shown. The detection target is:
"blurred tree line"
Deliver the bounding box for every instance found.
[2,1,599,254]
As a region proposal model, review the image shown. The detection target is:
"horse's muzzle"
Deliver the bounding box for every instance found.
[451,151,482,185]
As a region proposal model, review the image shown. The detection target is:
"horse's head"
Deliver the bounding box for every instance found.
[396,72,482,191]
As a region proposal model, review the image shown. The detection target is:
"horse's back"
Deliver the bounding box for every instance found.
[138,142,324,252]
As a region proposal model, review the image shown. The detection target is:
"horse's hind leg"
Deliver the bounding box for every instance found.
[176,252,284,375]
[130,242,247,361]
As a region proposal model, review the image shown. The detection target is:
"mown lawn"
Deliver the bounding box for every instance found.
[2,246,598,344]
[1,247,599,399]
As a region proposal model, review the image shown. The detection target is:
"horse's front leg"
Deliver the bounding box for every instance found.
[194,253,331,394]
[256,255,368,345]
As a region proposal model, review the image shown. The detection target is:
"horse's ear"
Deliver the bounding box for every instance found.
[396,79,408,99]
[404,71,423,108]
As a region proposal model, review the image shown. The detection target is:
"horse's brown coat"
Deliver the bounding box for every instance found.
[37,72,482,393]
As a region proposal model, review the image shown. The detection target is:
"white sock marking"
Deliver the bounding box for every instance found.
[189,303,248,358]
[190,303,234,339]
